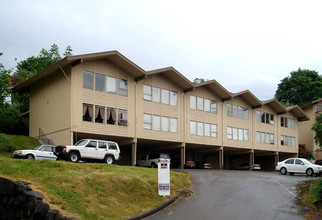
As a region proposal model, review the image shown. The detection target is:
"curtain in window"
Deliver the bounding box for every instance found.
[100,108,105,121]
[111,109,116,121]
[106,108,111,121]
[83,105,87,117]
[88,105,93,117]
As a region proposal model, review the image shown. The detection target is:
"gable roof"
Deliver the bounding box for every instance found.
[231,90,262,108]
[146,67,194,92]
[300,98,322,109]
[193,80,232,101]
[261,98,286,115]
[13,50,146,93]
[286,105,310,121]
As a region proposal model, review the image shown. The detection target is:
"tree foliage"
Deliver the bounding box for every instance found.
[14,44,72,81]
[0,64,12,106]
[275,68,322,106]
[312,114,322,148]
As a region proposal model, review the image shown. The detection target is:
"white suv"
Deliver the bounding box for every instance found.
[55,139,121,164]
[136,153,170,168]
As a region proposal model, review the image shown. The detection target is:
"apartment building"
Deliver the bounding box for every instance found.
[13,51,309,169]
[299,99,322,160]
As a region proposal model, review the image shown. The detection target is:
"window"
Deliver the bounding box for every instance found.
[244,108,249,120]
[256,111,261,122]
[269,114,274,125]
[256,132,261,143]
[265,133,270,144]
[108,143,117,150]
[153,115,161,130]
[285,136,288,146]
[238,106,243,119]
[211,124,217,138]
[143,113,152,129]
[281,136,284,145]
[118,109,128,126]
[296,159,304,165]
[197,122,204,136]
[204,123,210,136]
[190,96,196,109]
[204,99,210,112]
[197,97,203,111]
[211,101,217,113]
[233,105,238,118]
[227,104,232,117]
[143,85,152,100]
[83,103,93,122]
[170,91,177,106]
[233,128,238,140]
[161,116,169,132]
[270,134,274,144]
[244,129,249,141]
[106,107,116,125]
[170,118,178,132]
[161,89,169,104]
[316,105,322,112]
[261,132,265,144]
[83,70,94,90]
[261,112,265,123]
[265,113,270,124]
[118,79,128,96]
[98,141,107,149]
[86,141,97,148]
[95,73,106,92]
[107,76,117,94]
[285,159,294,164]
[95,105,105,123]
[238,128,244,140]
[281,117,285,127]
[190,121,197,135]
[227,127,232,139]
[292,137,296,147]
[152,87,161,102]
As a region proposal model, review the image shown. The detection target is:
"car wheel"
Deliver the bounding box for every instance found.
[69,152,79,163]
[151,163,157,168]
[26,154,34,159]
[104,156,114,164]
[306,168,313,176]
[280,167,287,175]
[290,173,295,176]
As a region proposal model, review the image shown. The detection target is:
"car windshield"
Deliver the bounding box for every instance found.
[33,145,42,150]
[74,140,88,146]
[301,159,312,164]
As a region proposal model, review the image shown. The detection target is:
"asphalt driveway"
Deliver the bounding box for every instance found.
[147,170,320,220]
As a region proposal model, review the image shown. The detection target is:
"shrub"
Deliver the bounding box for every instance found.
[0,135,15,153]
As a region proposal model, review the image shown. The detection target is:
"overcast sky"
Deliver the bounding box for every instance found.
[1,0,322,100]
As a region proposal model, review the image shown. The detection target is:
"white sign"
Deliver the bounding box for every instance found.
[158,159,170,196]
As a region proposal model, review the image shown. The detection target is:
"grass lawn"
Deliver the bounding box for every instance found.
[0,133,191,220]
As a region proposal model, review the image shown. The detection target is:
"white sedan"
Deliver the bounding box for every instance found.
[276,158,322,176]
[12,145,56,160]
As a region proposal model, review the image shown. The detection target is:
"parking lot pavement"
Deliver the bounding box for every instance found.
[148,170,320,220]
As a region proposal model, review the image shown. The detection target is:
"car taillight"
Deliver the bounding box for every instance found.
[64,148,67,152]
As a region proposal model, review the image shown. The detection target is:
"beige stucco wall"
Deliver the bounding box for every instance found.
[299,101,322,160]
[29,66,71,145]
[71,59,136,140]
[136,74,184,142]
[185,86,222,146]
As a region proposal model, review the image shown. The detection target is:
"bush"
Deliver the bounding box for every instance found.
[311,179,322,201]
[0,135,15,153]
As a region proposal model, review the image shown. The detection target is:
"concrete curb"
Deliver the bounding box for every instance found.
[127,191,183,220]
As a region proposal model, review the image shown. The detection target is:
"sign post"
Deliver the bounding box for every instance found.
[158,159,170,197]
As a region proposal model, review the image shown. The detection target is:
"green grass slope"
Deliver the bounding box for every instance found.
[0,133,40,155]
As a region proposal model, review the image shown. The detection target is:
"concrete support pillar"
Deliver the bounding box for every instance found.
[180,145,185,169]
[249,151,254,170]
[131,141,137,166]
[219,149,224,170]
[275,153,279,166]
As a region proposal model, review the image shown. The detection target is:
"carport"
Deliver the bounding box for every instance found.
[185,144,222,169]
[223,147,253,170]
[254,150,278,171]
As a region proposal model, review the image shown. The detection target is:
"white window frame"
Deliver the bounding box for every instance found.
[190,121,197,135]
[143,113,152,129]
[152,87,161,103]
[170,91,178,106]
[161,89,169,104]
[197,122,204,136]
[190,95,196,110]
[204,123,210,137]
[170,118,178,132]
[161,116,169,132]
[143,84,152,101]
[211,124,217,138]
[197,97,204,111]
[152,115,161,130]
[227,127,232,139]
[204,99,211,112]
